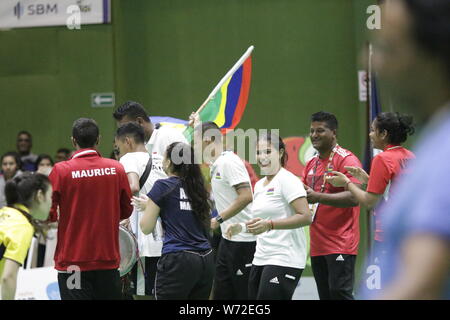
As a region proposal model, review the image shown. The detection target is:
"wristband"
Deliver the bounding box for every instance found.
[216,215,224,224]
[268,220,274,232]
[345,180,352,190]
[239,222,247,233]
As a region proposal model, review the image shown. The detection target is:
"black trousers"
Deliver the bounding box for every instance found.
[58,269,122,300]
[212,238,256,300]
[311,254,356,300]
[155,249,215,300]
[249,265,303,300]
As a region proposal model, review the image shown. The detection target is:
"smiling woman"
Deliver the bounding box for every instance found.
[226,132,311,300]
[326,111,416,243]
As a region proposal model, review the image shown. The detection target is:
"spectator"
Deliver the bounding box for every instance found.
[16,131,38,172]
[36,154,54,176]
[0,152,23,209]
[54,148,71,163]
[34,154,56,267]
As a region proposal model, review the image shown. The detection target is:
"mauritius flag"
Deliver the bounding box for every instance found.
[150,116,188,132]
[183,46,254,141]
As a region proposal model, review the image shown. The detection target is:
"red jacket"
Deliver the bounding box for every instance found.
[49,149,132,271]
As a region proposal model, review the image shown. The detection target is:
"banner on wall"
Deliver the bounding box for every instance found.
[15,267,60,300]
[0,0,110,29]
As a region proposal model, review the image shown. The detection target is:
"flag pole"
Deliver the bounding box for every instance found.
[194,45,254,115]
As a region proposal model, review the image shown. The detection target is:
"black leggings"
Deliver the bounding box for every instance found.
[248,264,303,300]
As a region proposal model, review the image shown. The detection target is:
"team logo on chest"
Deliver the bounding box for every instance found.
[215,172,222,180]
[266,187,275,195]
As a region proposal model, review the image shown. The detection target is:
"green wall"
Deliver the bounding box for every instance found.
[0,0,367,159]
[113,0,362,151]
[0,25,115,156]
[1,0,376,285]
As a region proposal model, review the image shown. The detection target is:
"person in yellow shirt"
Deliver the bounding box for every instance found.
[0,172,52,300]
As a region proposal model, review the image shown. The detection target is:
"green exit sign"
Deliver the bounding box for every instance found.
[91,93,115,107]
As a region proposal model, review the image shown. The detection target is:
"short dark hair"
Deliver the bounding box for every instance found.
[116,122,145,144]
[194,121,222,141]
[194,121,222,140]
[404,0,450,81]
[17,131,32,138]
[17,131,32,142]
[72,118,99,148]
[56,148,71,155]
[311,111,338,131]
[1,151,22,170]
[113,101,150,123]
[36,154,54,167]
[5,172,50,207]
[375,112,415,144]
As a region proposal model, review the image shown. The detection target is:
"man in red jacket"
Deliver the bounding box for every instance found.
[49,118,133,300]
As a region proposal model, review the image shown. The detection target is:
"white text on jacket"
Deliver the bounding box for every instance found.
[71,168,117,179]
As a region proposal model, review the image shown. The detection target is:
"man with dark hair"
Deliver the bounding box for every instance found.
[310,111,338,131]
[113,100,187,156]
[113,101,154,143]
[71,118,99,148]
[55,148,72,163]
[193,121,255,300]
[16,131,38,172]
[48,118,133,300]
[302,111,362,300]
[114,122,162,299]
[116,123,146,146]
[360,0,450,299]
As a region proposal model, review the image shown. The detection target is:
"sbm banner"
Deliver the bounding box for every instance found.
[0,0,110,29]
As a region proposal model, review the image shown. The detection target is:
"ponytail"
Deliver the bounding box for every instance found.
[5,178,20,206]
[5,172,50,208]
[375,112,415,144]
[166,142,211,230]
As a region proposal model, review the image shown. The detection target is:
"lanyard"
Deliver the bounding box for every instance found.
[9,205,33,223]
[311,146,337,192]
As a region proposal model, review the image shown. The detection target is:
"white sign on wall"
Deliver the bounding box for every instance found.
[15,267,60,300]
[358,70,368,102]
[0,0,110,29]
[292,276,319,300]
